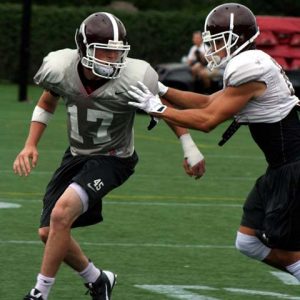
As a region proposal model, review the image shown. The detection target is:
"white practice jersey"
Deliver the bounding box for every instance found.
[34,49,158,157]
[223,49,299,123]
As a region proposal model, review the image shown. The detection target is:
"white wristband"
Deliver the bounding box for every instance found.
[158,81,169,97]
[31,105,53,125]
[180,133,204,167]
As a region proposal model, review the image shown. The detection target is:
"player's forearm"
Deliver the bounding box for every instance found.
[25,100,55,147]
[158,107,215,133]
[165,120,188,138]
[163,88,211,109]
[161,98,189,137]
[24,121,47,147]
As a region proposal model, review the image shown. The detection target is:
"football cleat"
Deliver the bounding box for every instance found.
[85,270,117,300]
[23,288,44,300]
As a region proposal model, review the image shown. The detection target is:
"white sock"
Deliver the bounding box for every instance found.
[79,261,101,283]
[35,273,55,300]
[286,260,300,281]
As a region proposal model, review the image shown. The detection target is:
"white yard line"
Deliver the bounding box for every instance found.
[0,198,242,207]
[136,285,300,300]
[0,239,234,249]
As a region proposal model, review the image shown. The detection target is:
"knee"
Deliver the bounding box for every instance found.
[38,227,49,243]
[50,205,72,230]
[235,231,271,261]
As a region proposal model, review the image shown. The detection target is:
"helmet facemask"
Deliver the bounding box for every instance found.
[80,38,130,79]
[203,27,239,70]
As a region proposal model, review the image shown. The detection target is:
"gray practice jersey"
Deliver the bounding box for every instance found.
[34,49,158,157]
[223,49,299,123]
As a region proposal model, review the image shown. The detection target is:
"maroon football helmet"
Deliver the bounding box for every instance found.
[202,3,260,69]
[75,12,130,79]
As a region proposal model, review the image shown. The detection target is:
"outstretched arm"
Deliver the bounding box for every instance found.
[163,98,205,179]
[158,81,220,109]
[13,90,59,176]
[160,82,266,131]
[129,81,266,132]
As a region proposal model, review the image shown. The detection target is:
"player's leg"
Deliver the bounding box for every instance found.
[39,228,90,270]
[236,225,300,278]
[39,226,100,279]
[41,223,116,300]
[41,186,83,276]
[29,185,109,300]
[72,154,138,299]
[33,187,111,300]
[235,165,300,280]
[24,186,86,300]
[25,152,137,300]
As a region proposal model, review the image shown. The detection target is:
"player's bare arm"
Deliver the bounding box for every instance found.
[13,90,59,176]
[162,98,205,179]
[158,81,266,131]
[128,81,266,131]
[157,80,217,109]
[130,82,266,132]
[37,90,60,112]
[162,85,221,109]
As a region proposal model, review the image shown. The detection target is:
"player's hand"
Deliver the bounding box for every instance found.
[180,133,205,179]
[183,157,206,179]
[128,81,167,114]
[13,145,39,176]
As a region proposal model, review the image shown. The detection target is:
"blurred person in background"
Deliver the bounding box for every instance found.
[13,11,205,300]
[186,31,206,67]
[128,3,300,283]
[186,31,224,92]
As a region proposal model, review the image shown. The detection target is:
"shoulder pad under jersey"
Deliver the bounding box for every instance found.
[224,50,266,87]
[121,58,159,95]
[34,49,78,87]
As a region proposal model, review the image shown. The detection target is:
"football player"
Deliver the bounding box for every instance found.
[128,3,300,283]
[13,12,205,300]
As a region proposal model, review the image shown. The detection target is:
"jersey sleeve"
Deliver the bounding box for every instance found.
[224,52,265,87]
[33,50,74,96]
[34,52,62,84]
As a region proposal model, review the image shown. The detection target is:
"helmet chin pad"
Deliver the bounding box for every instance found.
[93,63,114,77]
[207,55,222,71]
[81,56,121,79]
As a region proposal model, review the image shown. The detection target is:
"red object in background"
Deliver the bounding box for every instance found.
[256,16,300,70]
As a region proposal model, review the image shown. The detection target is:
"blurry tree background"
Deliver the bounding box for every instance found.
[1,0,299,84]
[6,0,300,15]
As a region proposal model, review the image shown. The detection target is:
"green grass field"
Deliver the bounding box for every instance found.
[0,84,299,299]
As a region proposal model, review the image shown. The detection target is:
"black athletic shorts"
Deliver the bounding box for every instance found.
[241,160,300,251]
[40,148,138,228]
